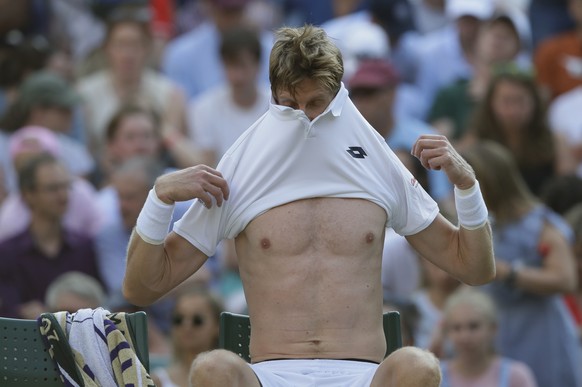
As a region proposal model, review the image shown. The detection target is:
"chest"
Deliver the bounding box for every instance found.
[241,198,386,256]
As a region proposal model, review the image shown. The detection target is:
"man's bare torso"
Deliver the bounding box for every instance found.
[236,197,388,363]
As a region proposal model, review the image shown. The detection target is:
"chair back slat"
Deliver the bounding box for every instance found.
[219,311,402,363]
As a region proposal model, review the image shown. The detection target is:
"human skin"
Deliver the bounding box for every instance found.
[123,78,494,385]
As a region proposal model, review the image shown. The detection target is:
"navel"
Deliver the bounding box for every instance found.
[260,238,271,249]
[365,232,375,243]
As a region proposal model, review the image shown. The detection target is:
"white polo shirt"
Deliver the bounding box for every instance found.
[173,84,439,257]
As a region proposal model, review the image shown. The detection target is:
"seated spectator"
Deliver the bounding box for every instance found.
[460,66,575,196]
[0,153,102,318]
[162,0,272,100]
[413,0,495,117]
[439,288,538,387]
[0,71,95,192]
[428,9,530,142]
[0,126,101,242]
[152,286,224,387]
[77,8,189,157]
[463,141,581,387]
[45,271,107,313]
[188,25,270,167]
[534,0,582,100]
[94,104,200,189]
[348,58,454,214]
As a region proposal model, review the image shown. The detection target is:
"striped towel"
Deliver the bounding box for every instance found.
[38,308,154,387]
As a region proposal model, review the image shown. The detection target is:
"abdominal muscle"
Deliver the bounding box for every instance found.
[235,197,388,363]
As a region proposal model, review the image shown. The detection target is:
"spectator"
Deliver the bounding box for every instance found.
[94,104,200,189]
[534,0,582,100]
[439,288,538,387]
[0,126,101,242]
[77,8,189,157]
[188,25,269,167]
[348,59,454,213]
[162,0,272,100]
[463,140,581,387]
[0,153,102,318]
[428,9,530,142]
[413,0,495,116]
[45,271,107,313]
[152,286,223,387]
[0,71,95,192]
[460,67,575,196]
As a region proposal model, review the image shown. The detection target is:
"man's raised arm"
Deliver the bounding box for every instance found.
[407,135,495,286]
[122,165,229,306]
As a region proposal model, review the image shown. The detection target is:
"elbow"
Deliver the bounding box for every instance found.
[122,279,157,307]
[463,269,496,286]
[462,260,496,286]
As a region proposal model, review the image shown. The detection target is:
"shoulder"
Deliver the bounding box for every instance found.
[76,70,108,92]
[504,358,537,386]
[0,229,32,255]
[536,31,578,56]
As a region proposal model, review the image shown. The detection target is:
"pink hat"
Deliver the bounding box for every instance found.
[8,126,60,161]
[348,59,400,90]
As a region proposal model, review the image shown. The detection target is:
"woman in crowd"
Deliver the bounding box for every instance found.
[151,286,224,387]
[460,68,574,196]
[463,140,581,387]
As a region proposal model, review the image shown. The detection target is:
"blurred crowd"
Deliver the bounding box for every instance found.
[0,0,581,386]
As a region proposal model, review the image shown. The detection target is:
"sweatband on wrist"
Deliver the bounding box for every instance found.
[454,180,488,230]
[135,188,175,245]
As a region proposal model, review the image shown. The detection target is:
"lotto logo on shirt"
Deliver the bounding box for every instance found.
[346,146,367,159]
[410,178,418,188]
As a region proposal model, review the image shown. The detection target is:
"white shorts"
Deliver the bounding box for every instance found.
[249,359,379,387]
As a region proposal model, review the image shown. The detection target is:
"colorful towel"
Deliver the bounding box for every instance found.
[38,308,154,386]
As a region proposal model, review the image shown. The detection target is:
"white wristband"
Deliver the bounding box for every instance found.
[455,180,488,230]
[135,189,175,245]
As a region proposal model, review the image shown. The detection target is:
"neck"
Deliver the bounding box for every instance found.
[453,353,495,378]
[29,215,63,257]
[231,85,258,108]
[110,71,142,99]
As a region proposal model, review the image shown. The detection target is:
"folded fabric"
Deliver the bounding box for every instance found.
[38,308,154,387]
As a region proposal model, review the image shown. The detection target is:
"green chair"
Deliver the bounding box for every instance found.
[219,311,402,363]
[0,311,149,386]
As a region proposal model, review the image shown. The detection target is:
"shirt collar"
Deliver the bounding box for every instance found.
[269,82,348,121]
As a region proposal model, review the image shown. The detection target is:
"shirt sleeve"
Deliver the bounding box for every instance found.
[385,148,440,236]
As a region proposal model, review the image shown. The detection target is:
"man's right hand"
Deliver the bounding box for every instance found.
[154,165,230,208]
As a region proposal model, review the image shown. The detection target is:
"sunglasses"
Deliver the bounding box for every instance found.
[172,314,206,327]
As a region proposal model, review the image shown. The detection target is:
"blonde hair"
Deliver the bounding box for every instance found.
[269,25,343,98]
[443,288,497,325]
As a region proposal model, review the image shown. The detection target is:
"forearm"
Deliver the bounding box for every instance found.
[507,265,577,295]
[456,223,495,285]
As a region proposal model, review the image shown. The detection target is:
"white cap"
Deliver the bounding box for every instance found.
[446,0,495,20]
[341,21,390,80]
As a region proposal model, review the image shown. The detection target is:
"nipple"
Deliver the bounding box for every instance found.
[260,238,271,249]
[365,233,375,243]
